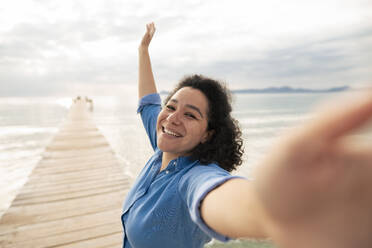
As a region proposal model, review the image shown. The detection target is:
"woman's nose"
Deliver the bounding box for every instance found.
[166,111,181,125]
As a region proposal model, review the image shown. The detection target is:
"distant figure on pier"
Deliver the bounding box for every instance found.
[72,96,93,112]
[73,96,82,103]
[120,22,372,248]
[85,96,94,112]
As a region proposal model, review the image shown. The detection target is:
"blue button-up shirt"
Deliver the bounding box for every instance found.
[121,93,241,248]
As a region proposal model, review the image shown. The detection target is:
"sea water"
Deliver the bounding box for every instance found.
[0,92,359,247]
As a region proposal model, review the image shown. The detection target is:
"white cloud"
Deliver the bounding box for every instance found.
[0,0,370,96]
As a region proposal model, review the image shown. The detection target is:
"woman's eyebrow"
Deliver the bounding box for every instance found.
[170,99,204,118]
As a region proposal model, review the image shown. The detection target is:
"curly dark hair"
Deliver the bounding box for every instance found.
[164,74,244,172]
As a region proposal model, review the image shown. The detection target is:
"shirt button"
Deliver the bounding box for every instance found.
[165,170,169,174]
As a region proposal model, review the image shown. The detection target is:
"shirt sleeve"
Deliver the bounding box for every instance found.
[137,93,162,151]
[178,164,244,242]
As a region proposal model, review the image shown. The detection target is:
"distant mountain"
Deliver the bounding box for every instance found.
[231,86,350,94]
[160,86,350,95]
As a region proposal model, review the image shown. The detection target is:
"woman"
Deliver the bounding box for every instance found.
[121,22,372,248]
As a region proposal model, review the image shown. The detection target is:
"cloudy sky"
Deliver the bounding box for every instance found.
[0,0,371,96]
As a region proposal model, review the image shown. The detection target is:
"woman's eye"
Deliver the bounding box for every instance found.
[166,105,175,111]
[185,113,196,119]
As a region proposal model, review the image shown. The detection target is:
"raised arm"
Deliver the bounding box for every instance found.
[138,22,157,99]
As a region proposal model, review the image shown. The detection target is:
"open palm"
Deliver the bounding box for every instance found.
[254,91,372,248]
[140,22,155,48]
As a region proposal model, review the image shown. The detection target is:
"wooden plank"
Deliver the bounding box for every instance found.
[0,98,128,248]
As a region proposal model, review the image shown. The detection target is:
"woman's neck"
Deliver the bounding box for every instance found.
[161,152,178,171]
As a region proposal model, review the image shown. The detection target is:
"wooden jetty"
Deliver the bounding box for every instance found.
[0,98,129,248]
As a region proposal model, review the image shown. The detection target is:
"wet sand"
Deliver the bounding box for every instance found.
[0,98,130,247]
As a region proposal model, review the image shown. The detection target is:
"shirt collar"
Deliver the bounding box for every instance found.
[154,148,197,172]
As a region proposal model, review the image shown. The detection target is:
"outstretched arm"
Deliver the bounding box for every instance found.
[201,89,372,247]
[201,178,269,239]
[138,22,157,99]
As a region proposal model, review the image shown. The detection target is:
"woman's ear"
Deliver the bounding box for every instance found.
[201,129,215,143]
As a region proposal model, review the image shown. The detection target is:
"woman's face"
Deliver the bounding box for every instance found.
[156,87,211,157]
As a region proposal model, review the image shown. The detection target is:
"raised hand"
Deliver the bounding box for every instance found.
[138,22,157,98]
[254,90,372,248]
[140,22,156,49]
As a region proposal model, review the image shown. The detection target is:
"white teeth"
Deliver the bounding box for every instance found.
[163,128,181,137]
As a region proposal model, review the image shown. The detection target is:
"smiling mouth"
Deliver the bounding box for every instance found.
[162,126,182,137]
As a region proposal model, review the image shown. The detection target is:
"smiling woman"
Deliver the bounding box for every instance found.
[161,76,244,172]
[120,22,372,248]
[121,22,246,248]
[157,87,212,167]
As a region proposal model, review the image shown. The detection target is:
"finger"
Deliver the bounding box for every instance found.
[150,23,155,33]
[305,89,372,141]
